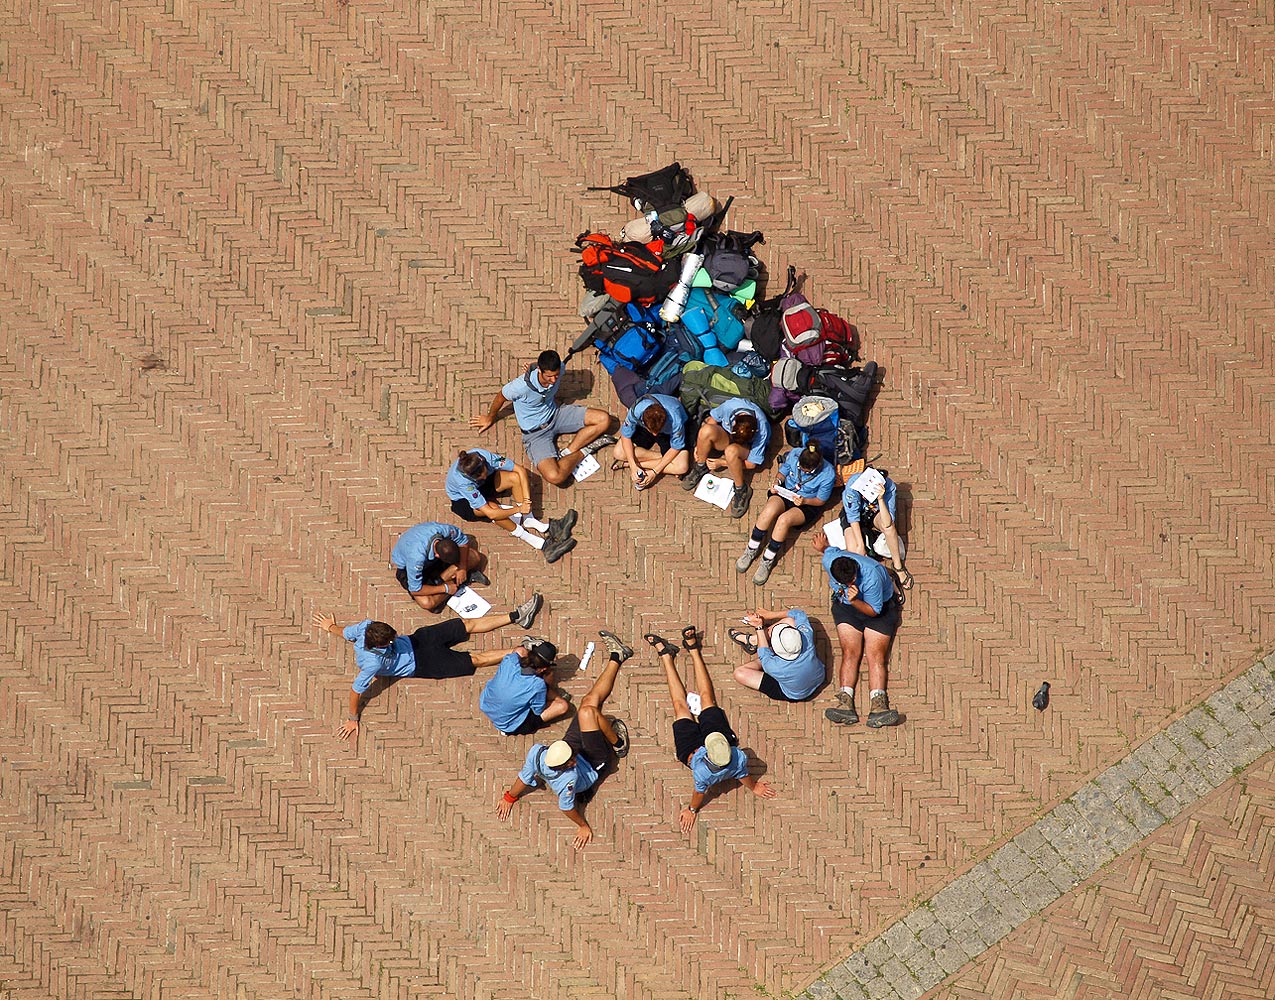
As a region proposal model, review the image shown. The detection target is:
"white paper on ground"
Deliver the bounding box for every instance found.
[822,519,847,549]
[565,452,601,483]
[578,641,596,674]
[694,474,736,509]
[447,586,491,619]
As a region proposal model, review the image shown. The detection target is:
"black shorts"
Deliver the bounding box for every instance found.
[672,705,738,767]
[629,426,672,453]
[507,710,546,736]
[831,594,901,638]
[758,672,806,702]
[450,474,500,522]
[396,563,448,611]
[777,494,823,528]
[408,618,475,678]
[562,716,617,772]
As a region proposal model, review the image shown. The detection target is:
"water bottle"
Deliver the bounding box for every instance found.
[659,251,704,323]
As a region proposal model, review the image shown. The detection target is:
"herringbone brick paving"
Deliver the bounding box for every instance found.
[931,751,1275,1000]
[0,0,1270,998]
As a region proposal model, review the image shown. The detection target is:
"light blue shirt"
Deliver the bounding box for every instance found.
[502,367,564,431]
[758,609,825,700]
[480,653,548,734]
[343,620,416,694]
[688,745,750,793]
[445,449,515,511]
[390,522,470,592]
[822,547,893,615]
[778,450,836,503]
[842,471,898,523]
[709,399,770,465]
[620,394,689,451]
[518,743,600,811]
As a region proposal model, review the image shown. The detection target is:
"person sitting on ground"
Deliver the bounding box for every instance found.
[479,637,571,735]
[313,592,542,746]
[646,626,777,832]
[471,350,616,487]
[681,398,771,519]
[840,466,912,590]
[814,532,903,728]
[729,607,825,702]
[495,631,634,850]
[611,393,691,491]
[389,521,486,613]
[445,448,578,563]
[736,442,836,585]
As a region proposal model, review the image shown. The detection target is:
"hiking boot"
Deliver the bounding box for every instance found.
[681,463,709,492]
[752,556,776,586]
[581,434,617,458]
[610,718,630,758]
[824,690,859,726]
[543,534,577,564]
[512,593,543,630]
[735,544,761,573]
[867,692,901,728]
[729,485,754,519]
[545,508,578,543]
[467,570,491,587]
[598,630,633,664]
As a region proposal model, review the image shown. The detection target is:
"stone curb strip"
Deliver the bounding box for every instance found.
[804,654,1275,1000]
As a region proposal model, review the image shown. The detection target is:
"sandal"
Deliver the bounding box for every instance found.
[610,459,626,472]
[680,625,702,651]
[729,628,758,656]
[898,567,914,590]
[643,633,677,657]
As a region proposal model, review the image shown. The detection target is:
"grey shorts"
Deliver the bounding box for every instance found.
[522,405,587,466]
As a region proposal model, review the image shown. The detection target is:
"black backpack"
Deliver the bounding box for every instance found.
[808,361,880,426]
[748,265,798,361]
[702,230,765,291]
[588,162,695,213]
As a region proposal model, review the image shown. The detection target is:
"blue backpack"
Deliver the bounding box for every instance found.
[682,288,746,352]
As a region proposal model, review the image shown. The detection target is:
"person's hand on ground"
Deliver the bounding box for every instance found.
[495,797,514,821]
[751,780,777,799]
[313,611,336,634]
[469,414,495,431]
[813,532,830,552]
[679,808,698,833]
[572,825,593,850]
[336,719,358,747]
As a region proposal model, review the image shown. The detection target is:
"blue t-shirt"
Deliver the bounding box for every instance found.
[501,368,564,431]
[822,547,893,615]
[518,743,600,811]
[688,745,750,793]
[709,399,770,465]
[343,620,416,694]
[479,653,548,734]
[778,450,836,502]
[758,609,825,700]
[390,522,470,592]
[620,394,689,451]
[445,449,516,511]
[842,471,898,523]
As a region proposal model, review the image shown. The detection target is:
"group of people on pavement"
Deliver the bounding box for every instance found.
[312,344,914,848]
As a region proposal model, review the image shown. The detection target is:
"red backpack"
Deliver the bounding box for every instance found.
[816,310,858,366]
[574,232,678,304]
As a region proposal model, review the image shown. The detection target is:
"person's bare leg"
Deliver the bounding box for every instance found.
[577,653,623,743]
[733,660,766,690]
[754,496,786,533]
[863,629,894,692]
[874,508,906,572]
[695,423,728,465]
[658,652,694,721]
[412,593,447,613]
[662,450,691,476]
[723,444,748,489]
[770,507,807,544]
[469,647,517,669]
[537,453,583,486]
[835,623,865,691]
[463,612,513,636]
[687,645,718,709]
[563,407,611,453]
[540,696,570,723]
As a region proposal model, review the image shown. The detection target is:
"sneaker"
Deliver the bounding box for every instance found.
[581,434,617,458]
[610,718,630,758]
[736,544,761,573]
[681,463,709,492]
[729,485,753,519]
[512,593,543,630]
[824,690,859,726]
[545,508,578,543]
[867,692,901,728]
[467,570,491,587]
[543,534,577,564]
[752,556,775,585]
[598,630,633,664]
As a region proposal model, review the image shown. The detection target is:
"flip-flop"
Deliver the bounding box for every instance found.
[728,628,758,655]
[681,625,702,651]
[609,459,626,472]
[898,568,915,590]
[643,633,677,657]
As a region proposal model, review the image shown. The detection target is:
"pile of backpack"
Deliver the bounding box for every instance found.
[569,162,882,482]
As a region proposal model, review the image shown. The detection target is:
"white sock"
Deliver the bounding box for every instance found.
[747,538,762,551]
[840,686,855,697]
[510,513,525,526]
[869,688,886,700]
[522,515,549,532]
[513,526,545,550]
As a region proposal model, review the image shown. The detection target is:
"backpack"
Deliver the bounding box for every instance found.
[588,162,695,213]
[815,309,858,366]
[702,230,764,291]
[579,300,664,375]
[574,232,678,304]
[768,355,813,411]
[682,288,747,351]
[783,395,841,461]
[749,266,799,361]
[781,302,822,352]
[808,361,879,425]
[678,361,773,420]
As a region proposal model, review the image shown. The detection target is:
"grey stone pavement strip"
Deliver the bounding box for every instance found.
[802,654,1275,1000]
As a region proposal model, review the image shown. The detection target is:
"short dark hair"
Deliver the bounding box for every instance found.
[433,538,460,565]
[364,621,397,649]
[456,450,487,480]
[729,411,758,446]
[537,350,562,373]
[640,402,668,436]
[830,557,858,586]
[798,443,822,471]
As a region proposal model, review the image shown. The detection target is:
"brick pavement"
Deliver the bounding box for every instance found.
[1,1,1273,999]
